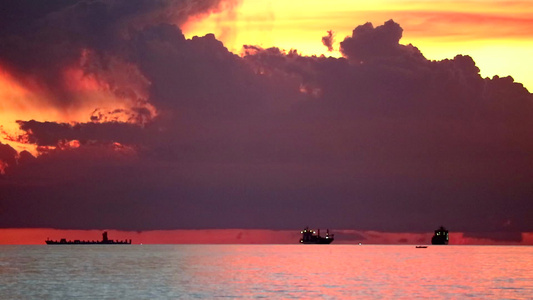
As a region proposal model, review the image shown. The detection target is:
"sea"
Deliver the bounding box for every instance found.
[1,245,531,299]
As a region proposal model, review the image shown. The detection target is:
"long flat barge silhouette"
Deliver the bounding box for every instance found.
[300,227,334,244]
[45,231,131,245]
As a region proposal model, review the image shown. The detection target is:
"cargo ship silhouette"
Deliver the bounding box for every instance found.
[45,231,131,245]
[299,227,334,244]
[431,226,449,245]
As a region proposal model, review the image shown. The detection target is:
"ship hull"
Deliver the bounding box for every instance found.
[45,241,131,245]
[431,236,448,245]
[45,231,131,245]
[300,239,334,244]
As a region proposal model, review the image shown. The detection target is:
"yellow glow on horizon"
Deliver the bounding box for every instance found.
[183,0,533,91]
[1,228,532,245]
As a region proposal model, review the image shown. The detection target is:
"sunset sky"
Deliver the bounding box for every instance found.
[0,0,531,244]
[184,0,533,89]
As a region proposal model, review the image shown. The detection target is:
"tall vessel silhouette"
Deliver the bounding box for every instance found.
[431,226,449,245]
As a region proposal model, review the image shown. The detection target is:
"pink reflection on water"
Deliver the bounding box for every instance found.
[177,245,533,298]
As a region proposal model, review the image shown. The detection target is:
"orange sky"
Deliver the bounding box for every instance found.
[0,62,155,154]
[183,0,533,91]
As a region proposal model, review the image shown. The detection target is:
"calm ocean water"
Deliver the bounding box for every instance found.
[0,245,531,299]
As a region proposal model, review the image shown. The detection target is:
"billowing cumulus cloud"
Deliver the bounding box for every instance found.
[0,0,229,122]
[0,0,531,244]
[340,19,425,64]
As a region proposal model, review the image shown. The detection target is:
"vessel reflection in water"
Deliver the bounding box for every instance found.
[299,227,334,244]
[45,231,131,245]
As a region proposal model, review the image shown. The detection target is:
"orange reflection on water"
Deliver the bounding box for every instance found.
[175,245,533,298]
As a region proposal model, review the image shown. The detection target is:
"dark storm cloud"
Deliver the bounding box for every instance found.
[0,0,227,106]
[1,14,532,242]
[0,143,17,173]
[0,143,34,175]
[17,120,149,147]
